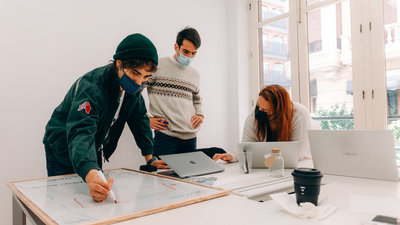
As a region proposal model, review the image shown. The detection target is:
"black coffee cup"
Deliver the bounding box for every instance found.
[292,168,323,206]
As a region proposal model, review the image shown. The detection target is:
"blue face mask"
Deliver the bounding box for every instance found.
[177,53,193,66]
[118,73,145,95]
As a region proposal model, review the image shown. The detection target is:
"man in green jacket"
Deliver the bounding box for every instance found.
[43,33,167,202]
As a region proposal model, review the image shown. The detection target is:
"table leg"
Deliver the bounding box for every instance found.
[12,195,45,225]
[12,195,26,225]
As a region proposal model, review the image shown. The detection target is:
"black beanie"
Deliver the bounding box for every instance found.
[113,33,158,65]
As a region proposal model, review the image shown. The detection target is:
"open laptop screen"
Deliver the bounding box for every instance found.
[308,130,399,181]
[237,142,299,169]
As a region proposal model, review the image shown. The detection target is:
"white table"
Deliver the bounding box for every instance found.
[118,162,400,225]
[11,161,400,225]
[261,174,400,224]
[195,159,312,201]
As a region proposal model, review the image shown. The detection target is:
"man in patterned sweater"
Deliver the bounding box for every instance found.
[147,27,203,157]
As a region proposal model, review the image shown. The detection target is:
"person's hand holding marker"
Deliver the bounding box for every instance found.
[149,117,169,130]
[85,169,115,202]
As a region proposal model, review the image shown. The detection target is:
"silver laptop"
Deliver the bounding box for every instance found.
[308,130,399,181]
[159,151,225,178]
[237,142,300,169]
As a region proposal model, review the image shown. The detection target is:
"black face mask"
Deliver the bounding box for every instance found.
[255,105,277,141]
[254,106,269,124]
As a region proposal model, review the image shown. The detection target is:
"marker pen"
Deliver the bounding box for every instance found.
[97,170,117,204]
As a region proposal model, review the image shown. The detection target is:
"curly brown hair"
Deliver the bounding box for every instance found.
[111,58,157,73]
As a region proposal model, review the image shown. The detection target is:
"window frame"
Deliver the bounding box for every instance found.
[249,0,388,130]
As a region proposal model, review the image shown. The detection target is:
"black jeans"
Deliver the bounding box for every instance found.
[153,131,197,157]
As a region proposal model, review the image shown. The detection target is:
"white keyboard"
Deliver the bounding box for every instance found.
[233,177,294,198]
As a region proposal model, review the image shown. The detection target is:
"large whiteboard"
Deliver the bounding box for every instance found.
[8,168,230,225]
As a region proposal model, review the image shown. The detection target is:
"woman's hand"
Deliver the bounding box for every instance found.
[213,153,233,162]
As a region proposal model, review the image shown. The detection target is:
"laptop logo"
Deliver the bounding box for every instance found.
[189,160,196,164]
[342,152,358,156]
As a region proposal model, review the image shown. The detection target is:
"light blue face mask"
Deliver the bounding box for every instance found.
[118,73,145,95]
[177,53,193,66]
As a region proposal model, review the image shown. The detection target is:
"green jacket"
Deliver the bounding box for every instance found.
[43,64,153,179]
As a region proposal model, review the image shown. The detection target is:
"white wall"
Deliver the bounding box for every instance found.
[226,0,251,149]
[0,0,249,224]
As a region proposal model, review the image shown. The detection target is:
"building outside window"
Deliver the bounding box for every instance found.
[252,0,400,164]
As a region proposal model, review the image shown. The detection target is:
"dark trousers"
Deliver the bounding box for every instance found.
[45,145,102,177]
[153,131,197,157]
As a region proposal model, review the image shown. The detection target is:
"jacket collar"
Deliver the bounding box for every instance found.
[103,64,121,101]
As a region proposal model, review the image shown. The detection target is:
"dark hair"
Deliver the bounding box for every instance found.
[111,58,157,73]
[255,85,293,142]
[176,27,201,49]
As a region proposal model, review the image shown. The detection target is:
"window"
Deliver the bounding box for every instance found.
[258,0,292,96]
[250,0,400,165]
[306,2,354,130]
[384,0,400,164]
[260,0,289,22]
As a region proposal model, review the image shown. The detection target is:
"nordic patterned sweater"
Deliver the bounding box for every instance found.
[147,56,203,140]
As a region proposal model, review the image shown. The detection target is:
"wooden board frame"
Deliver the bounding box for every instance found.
[7,168,231,225]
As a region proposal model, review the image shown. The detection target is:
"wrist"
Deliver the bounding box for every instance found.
[146,156,157,165]
[85,169,99,183]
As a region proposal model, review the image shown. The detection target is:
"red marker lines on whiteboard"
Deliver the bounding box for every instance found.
[162,183,176,190]
[74,198,85,208]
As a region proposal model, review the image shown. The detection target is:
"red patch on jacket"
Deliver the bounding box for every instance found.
[78,101,92,114]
